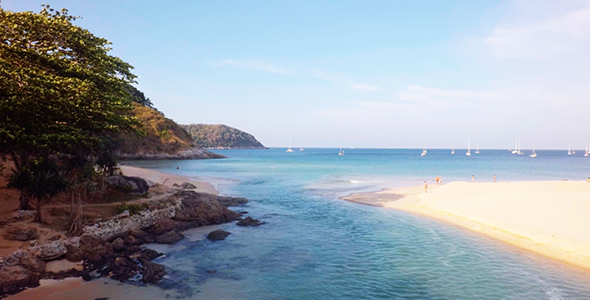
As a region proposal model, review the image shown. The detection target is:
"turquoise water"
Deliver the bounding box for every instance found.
[127,148,590,299]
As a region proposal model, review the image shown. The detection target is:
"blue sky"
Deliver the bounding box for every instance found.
[5,0,590,149]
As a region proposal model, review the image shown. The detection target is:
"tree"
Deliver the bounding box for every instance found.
[0,5,139,209]
[7,157,68,223]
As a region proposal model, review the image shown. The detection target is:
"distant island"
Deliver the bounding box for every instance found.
[181,124,267,149]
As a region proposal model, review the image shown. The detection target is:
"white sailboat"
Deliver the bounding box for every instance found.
[475,141,480,154]
[421,144,427,157]
[466,140,471,156]
[568,144,572,155]
[517,138,524,155]
[511,139,518,154]
[299,139,304,152]
[585,143,589,157]
[451,147,455,154]
[338,145,345,156]
[286,139,294,153]
[530,142,537,158]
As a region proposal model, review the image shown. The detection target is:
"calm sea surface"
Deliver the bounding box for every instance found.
[125,148,590,300]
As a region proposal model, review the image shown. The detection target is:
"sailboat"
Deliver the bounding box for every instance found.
[451,147,455,154]
[530,142,537,158]
[568,144,572,155]
[286,139,294,153]
[511,139,518,154]
[466,140,471,156]
[475,141,480,154]
[338,145,345,156]
[585,143,589,157]
[299,139,304,152]
[517,139,524,155]
[421,144,427,157]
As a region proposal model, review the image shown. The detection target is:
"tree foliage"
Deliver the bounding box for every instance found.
[181,124,266,149]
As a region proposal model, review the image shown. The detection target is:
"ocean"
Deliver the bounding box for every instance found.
[119,148,590,299]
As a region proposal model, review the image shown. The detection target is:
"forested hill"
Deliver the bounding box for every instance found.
[181,124,267,149]
[118,103,225,159]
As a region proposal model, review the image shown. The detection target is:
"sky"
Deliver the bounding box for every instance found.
[4,0,590,149]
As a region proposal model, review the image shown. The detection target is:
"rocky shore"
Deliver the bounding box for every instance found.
[119,147,226,160]
[0,189,250,297]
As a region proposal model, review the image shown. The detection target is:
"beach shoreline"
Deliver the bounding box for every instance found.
[342,181,590,271]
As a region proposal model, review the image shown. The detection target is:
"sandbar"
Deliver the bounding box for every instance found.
[343,181,590,270]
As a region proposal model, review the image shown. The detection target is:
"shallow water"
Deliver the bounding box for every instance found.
[64,149,590,299]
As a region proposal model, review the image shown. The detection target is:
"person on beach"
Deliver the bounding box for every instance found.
[435,176,439,185]
[494,175,496,182]
[472,175,475,182]
[424,181,428,193]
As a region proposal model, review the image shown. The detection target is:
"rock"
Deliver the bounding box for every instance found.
[155,231,184,244]
[20,256,46,273]
[172,191,241,226]
[79,235,108,263]
[104,175,149,194]
[216,195,249,207]
[37,241,67,261]
[236,216,265,227]
[65,244,83,263]
[0,265,39,295]
[123,235,141,246]
[207,229,231,241]
[149,218,177,236]
[180,182,197,189]
[111,238,126,252]
[141,260,166,283]
[130,229,150,242]
[3,227,39,241]
[140,249,162,261]
[111,257,140,282]
[126,246,142,254]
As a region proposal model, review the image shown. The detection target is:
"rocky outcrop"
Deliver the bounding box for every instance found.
[181,124,267,149]
[0,190,248,297]
[207,229,231,241]
[216,195,249,207]
[3,227,38,241]
[237,217,265,227]
[104,175,149,194]
[119,147,225,160]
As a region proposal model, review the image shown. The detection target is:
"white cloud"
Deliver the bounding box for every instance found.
[350,84,381,92]
[485,8,590,59]
[209,60,292,75]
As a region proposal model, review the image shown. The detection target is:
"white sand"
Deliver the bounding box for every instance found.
[120,165,218,195]
[343,181,590,270]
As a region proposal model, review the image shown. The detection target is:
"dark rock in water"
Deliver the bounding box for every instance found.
[150,218,177,236]
[79,235,108,263]
[216,195,248,207]
[140,249,162,261]
[3,227,38,241]
[111,238,126,252]
[141,259,166,283]
[104,175,149,194]
[0,265,40,295]
[207,229,231,241]
[37,241,67,261]
[207,270,217,274]
[180,182,197,189]
[237,216,265,227]
[173,191,241,225]
[155,231,184,244]
[111,257,140,282]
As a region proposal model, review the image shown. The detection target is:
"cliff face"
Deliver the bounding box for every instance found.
[119,104,225,159]
[181,124,266,149]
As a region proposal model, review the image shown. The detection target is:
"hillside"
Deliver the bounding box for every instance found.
[181,124,266,149]
[118,104,225,159]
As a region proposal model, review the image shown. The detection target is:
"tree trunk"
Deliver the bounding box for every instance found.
[34,198,42,223]
[18,192,31,210]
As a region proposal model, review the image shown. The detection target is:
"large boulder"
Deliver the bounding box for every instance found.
[207,229,231,241]
[37,241,67,261]
[79,235,108,263]
[141,259,166,283]
[173,191,240,226]
[155,231,184,244]
[0,265,40,295]
[149,218,177,236]
[104,175,149,194]
[111,238,126,252]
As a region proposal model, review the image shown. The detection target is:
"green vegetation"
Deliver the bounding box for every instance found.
[0,5,140,222]
[181,124,266,149]
[114,202,145,216]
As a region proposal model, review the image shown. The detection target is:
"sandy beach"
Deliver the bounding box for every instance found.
[120,165,218,195]
[343,181,590,270]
